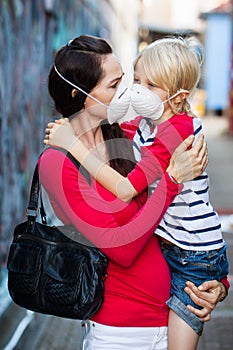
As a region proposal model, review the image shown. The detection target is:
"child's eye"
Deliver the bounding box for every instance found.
[133,77,140,83]
[148,82,157,87]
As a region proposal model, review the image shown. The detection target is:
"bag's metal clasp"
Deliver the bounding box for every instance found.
[26,209,38,217]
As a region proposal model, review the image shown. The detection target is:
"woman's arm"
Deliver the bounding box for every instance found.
[44,119,208,200]
[39,148,181,267]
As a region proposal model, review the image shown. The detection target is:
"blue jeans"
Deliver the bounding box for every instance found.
[161,242,229,335]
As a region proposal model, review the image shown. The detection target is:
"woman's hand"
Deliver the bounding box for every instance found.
[184,280,227,322]
[44,118,77,151]
[167,134,208,183]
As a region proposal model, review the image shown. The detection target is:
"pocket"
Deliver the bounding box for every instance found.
[44,248,83,305]
[7,242,42,296]
[207,246,229,278]
[219,248,229,277]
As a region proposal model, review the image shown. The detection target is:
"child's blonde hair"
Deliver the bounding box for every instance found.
[135,36,204,115]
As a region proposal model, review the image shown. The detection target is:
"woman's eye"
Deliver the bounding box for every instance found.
[111,82,119,89]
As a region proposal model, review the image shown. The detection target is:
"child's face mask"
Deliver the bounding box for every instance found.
[131,84,189,120]
[54,65,130,124]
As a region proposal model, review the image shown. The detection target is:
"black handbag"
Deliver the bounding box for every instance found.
[7,150,108,320]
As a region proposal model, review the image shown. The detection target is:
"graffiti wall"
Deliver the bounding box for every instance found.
[0,0,110,273]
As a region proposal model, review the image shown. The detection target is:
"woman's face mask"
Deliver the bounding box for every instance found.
[131,84,189,120]
[54,65,130,124]
[107,83,131,124]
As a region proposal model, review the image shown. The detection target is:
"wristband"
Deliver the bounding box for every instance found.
[167,172,179,184]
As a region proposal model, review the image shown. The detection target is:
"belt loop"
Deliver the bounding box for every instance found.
[81,320,90,335]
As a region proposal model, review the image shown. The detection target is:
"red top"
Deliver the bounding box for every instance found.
[38,131,181,326]
[122,113,193,193]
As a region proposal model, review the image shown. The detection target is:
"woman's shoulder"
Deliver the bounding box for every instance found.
[39,147,79,175]
[39,147,91,186]
[39,147,67,165]
[40,147,77,162]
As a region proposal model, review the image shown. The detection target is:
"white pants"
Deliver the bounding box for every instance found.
[81,320,168,350]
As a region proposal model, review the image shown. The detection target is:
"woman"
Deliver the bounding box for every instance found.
[41,35,228,350]
[45,36,229,350]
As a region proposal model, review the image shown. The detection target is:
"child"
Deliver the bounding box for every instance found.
[44,37,229,350]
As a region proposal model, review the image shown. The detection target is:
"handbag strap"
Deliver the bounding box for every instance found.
[26,148,91,223]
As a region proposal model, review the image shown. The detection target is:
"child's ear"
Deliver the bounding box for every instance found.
[174,91,190,103]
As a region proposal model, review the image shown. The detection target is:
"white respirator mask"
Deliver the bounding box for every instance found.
[107,83,131,124]
[54,65,130,124]
[131,84,189,120]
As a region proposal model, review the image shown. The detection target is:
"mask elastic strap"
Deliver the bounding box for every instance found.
[163,89,189,104]
[54,65,107,108]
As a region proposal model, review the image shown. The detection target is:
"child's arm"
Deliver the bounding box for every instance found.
[74,142,137,201]
[44,119,136,201]
[44,118,193,201]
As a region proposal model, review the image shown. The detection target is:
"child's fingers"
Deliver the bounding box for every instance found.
[54,117,68,124]
[47,122,55,128]
[45,127,52,134]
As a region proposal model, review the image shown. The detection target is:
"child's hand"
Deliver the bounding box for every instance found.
[44,118,77,151]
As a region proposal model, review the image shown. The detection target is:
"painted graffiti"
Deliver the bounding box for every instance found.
[0,0,109,271]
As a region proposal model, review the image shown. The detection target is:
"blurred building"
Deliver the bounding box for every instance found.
[138,0,233,121]
[200,2,232,115]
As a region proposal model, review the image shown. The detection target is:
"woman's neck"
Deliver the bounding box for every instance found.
[70,112,108,162]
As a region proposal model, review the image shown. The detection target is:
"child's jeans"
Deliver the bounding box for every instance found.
[161,242,229,336]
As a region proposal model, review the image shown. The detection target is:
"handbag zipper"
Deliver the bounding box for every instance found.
[16,233,92,248]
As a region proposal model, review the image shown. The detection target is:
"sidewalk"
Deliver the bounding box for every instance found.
[197,115,233,349]
[1,115,233,350]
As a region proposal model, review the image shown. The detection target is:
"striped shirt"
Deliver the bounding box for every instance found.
[129,114,224,251]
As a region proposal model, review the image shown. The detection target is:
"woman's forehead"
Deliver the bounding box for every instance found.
[101,54,123,82]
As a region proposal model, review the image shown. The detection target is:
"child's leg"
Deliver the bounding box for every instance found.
[168,309,199,350]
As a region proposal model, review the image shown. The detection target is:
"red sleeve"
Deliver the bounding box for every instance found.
[221,277,230,292]
[128,116,194,194]
[120,116,142,140]
[38,149,182,268]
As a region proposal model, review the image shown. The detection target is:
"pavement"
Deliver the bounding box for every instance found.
[1,115,233,350]
[197,115,233,350]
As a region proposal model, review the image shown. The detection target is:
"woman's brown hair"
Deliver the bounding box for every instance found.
[48,35,136,176]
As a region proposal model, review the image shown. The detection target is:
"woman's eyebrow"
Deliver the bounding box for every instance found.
[109,73,125,84]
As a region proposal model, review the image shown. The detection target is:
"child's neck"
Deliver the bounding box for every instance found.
[152,111,175,126]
